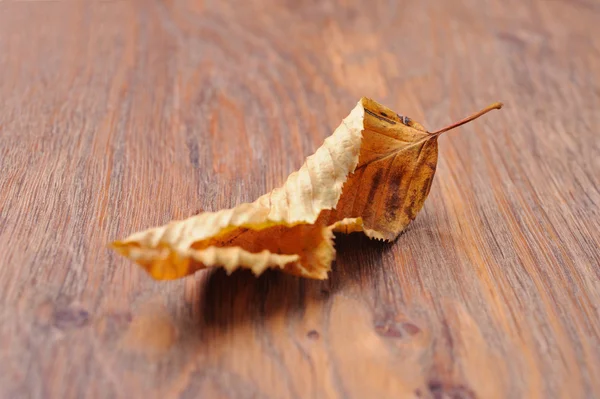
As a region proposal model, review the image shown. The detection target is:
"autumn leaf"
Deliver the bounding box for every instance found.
[112,98,501,280]
[320,98,503,241]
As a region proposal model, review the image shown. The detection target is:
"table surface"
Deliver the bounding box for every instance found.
[1,0,599,398]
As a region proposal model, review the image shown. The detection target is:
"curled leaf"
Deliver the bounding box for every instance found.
[112,98,501,280]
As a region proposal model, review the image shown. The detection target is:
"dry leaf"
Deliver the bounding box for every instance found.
[112,98,501,280]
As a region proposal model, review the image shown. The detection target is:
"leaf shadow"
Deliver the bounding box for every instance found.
[195,232,396,333]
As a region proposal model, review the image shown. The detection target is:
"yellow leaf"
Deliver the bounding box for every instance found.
[112,98,501,280]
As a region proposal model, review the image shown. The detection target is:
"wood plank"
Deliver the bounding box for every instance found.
[0,0,599,397]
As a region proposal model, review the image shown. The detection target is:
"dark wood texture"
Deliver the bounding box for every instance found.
[1,0,599,397]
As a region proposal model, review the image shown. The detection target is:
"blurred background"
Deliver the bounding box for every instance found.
[1,0,599,398]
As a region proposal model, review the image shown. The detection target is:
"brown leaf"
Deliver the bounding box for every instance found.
[112,98,501,280]
[319,98,438,240]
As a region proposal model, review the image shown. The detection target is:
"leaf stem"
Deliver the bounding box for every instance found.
[429,102,503,136]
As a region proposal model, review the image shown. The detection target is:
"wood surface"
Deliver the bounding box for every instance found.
[1,0,599,398]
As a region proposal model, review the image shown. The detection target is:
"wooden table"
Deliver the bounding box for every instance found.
[1,0,599,397]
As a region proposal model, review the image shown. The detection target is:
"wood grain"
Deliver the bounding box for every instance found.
[1,0,599,397]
